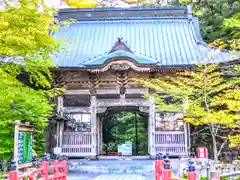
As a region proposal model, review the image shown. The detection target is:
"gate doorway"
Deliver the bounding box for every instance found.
[99,107,148,156]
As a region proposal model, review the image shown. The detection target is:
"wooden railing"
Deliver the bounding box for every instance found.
[155,131,187,156]
[61,132,92,156]
[6,160,67,180]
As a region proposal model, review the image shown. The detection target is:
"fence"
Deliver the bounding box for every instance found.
[61,132,92,156]
[3,155,67,180]
[155,131,187,156]
[189,158,240,178]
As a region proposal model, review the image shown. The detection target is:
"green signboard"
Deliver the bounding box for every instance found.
[14,122,33,169]
[18,131,32,164]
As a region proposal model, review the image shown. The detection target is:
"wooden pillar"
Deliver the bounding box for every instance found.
[149,98,156,157]
[57,96,64,115]
[97,116,101,155]
[53,121,61,154]
[91,95,97,158]
[54,96,64,154]
[184,123,189,156]
[187,123,191,155]
[59,121,64,151]
[100,119,103,154]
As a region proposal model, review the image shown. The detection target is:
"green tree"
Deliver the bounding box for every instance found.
[192,0,240,44]
[215,12,240,50]
[193,0,240,50]
[103,111,148,155]
[0,0,64,159]
[137,64,240,160]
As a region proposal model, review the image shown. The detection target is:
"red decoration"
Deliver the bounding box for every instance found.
[7,160,67,180]
[155,160,164,180]
[196,146,208,159]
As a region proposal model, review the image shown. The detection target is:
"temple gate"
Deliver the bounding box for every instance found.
[47,6,237,158]
[51,66,189,158]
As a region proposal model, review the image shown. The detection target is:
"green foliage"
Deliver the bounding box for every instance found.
[0,0,64,159]
[103,111,148,155]
[194,0,240,46]
[219,12,240,50]
[181,172,188,179]
[200,177,209,180]
[137,64,240,160]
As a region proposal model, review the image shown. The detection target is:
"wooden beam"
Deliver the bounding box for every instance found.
[96,88,120,94]
[125,88,149,94]
[64,107,91,113]
[96,98,149,107]
[64,89,90,95]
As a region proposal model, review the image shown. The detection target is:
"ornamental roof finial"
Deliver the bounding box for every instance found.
[118,37,123,43]
[109,37,133,54]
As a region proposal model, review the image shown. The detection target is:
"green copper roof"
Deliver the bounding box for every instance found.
[52,6,238,68]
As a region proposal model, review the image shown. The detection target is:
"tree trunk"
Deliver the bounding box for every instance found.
[211,132,218,161]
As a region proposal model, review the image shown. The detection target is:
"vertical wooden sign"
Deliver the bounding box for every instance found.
[13,121,33,169]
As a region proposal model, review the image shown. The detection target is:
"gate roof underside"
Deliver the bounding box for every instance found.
[52,6,238,69]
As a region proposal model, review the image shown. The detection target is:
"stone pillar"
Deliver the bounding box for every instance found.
[149,98,156,157]
[91,96,97,158]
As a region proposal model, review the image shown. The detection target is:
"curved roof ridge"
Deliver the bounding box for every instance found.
[82,52,108,65]
[84,50,158,66]
[57,6,188,21]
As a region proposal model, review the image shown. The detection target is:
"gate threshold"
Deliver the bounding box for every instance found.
[97,155,151,160]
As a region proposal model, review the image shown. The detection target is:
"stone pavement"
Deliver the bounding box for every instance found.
[92,174,146,180]
[67,159,189,180]
[68,173,148,180]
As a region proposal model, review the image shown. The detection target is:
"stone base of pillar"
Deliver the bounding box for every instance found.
[88,155,97,160]
[53,147,61,154]
[149,155,156,160]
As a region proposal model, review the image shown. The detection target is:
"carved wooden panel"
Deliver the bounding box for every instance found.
[63,95,91,107]
[155,113,184,131]
[96,98,150,107]
[155,112,187,155]
[139,106,149,113]
[97,107,108,114]
[111,63,131,71]
[64,107,91,113]
[64,113,91,132]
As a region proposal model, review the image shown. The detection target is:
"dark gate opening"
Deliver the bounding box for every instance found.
[100,107,148,156]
